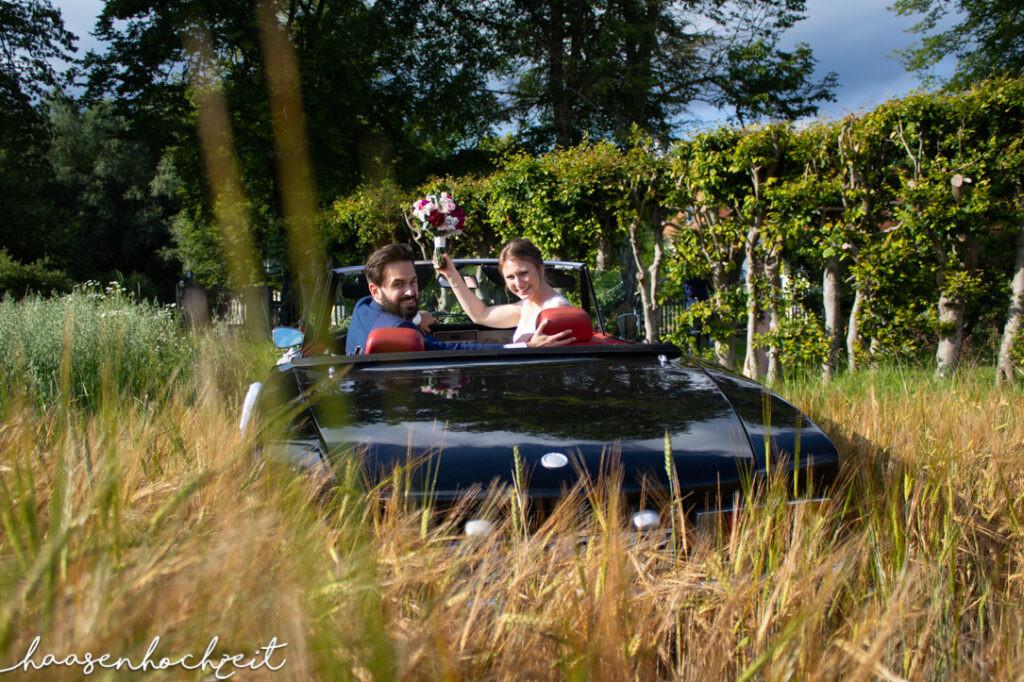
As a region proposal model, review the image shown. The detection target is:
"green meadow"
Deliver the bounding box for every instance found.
[1,292,1023,680]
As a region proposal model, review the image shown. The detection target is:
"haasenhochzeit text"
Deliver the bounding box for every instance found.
[0,635,287,679]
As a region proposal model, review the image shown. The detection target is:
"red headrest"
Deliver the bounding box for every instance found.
[364,326,425,354]
[536,307,593,342]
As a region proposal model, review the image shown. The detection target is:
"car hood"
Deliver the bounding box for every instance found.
[278,349,838,502]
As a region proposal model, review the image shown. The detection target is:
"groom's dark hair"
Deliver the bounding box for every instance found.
[365,243,415,286]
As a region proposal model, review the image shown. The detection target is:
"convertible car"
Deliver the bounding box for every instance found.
[242,259,839,535]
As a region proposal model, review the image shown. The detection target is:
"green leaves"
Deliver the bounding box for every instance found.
[892,0,1024,90]
[0,0,76,127]
[485,141,628,262]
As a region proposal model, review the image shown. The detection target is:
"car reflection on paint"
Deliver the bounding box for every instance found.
[243,259,840,536]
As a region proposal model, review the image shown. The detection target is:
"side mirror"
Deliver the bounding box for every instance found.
[271,326,304,349]
[616,312,641,342]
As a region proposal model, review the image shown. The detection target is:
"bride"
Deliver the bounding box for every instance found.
[435,238,575,347]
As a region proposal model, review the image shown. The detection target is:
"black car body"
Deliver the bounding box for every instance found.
[246,259,839,531]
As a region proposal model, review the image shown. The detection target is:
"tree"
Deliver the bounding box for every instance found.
[730,123,797,382]
[768,121,846,380]
[0,0,78,293]
[706,26,838,126]
[327,173,501,263]
[486,0,836,149]
[665,128,748,368]
[45,96,180,295]
[485,141,625,264]
[969,78,1024,383]
[891,0,1024,89]
[617,131,669,344]
[85,0,502,288]
[1,94,181,298]
[87,0,501,192]
[0,0,75,146]
[885,92,1002,375]
[832,107,907,371]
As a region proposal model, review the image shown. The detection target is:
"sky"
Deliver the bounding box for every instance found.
[54,0,955,126]
[781,0,955,119]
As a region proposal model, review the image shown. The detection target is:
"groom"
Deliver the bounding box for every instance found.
[345,243,503,354]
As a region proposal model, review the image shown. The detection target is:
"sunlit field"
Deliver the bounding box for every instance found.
[2,293,1023,680]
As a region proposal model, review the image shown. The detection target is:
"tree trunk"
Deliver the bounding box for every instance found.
[596,234,613,271]
[822,255,842,381]
[357,126,395,183]
[935,231,979,377]
[935,284,964,377]
[646,226,664,343]
[997,220,1024,384]
[869,336,882,360]
[545,0,572,147]
[764,249,782,385]
[710,262,735,368]
[847,286,864,372]
[628,220,662,343]
[714,335,736,369]
[619,239,637,315]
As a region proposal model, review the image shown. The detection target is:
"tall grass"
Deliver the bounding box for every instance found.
[1,307,1023,678]
[0,282,194,410]
[0,282,275,413]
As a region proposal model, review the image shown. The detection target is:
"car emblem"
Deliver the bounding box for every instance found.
[540,452,569,469]
[632,509,660,530]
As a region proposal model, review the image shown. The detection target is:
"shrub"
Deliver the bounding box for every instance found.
[0,248,72,298]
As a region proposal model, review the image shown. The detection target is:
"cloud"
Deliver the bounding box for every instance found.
[781,0,955,118]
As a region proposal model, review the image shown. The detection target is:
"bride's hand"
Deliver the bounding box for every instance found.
[526,319,575,347]
[435,253,458,279]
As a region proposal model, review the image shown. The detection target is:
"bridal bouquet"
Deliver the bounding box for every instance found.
[412,192,465,266]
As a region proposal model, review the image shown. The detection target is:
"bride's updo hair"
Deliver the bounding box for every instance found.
[499,238,544,270]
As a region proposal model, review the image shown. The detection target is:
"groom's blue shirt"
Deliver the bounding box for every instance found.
[345,296,503,354]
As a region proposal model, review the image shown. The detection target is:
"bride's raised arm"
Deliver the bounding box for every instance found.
[435,255,521,329]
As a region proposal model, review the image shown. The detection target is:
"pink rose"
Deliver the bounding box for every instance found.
[438,193,456,213]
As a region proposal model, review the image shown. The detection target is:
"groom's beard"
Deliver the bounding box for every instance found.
[381,291,418,319]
